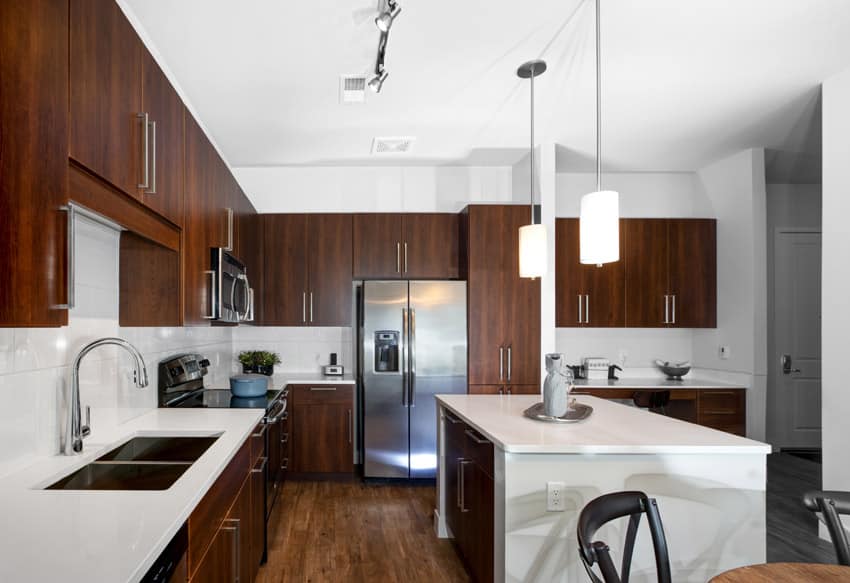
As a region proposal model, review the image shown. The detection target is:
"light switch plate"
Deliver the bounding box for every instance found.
[719,345,731,360]
[547,481,566,512]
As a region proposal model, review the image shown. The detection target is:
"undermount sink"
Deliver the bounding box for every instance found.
[46,462,191,491]
[45,435,220,491]
[96,436,219,463]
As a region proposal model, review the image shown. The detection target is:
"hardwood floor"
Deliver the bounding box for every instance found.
[258,480,469,583]
[767,452,837,564]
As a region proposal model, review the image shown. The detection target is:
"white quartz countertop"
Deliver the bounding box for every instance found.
[0,408,263,583]
[572,377,745,390]
[436,394,769,455]
[275,372,356,386]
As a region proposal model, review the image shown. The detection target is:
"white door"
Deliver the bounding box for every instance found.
[772,230,822,449]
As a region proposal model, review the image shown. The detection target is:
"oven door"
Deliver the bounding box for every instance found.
[265,398,286,518]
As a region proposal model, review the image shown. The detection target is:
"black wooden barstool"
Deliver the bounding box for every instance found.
[632,390,671,415]
[577,491,672,583]
[803,490,850,566]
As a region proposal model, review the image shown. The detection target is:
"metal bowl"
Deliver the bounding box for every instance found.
[655,360,691,381]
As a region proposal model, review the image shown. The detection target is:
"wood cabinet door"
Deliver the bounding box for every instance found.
[0,0,69,327]
[189,523,234,583]
[183,115,219,325]
[353,213,402,278]
[468,385,505,395]
[140,49,184,225]
[292,402,353,473]
[466,463,495,583]
[668,219,716,328]
[505,384,539,395]
[402,213,460,279]
[226,478,252,583]
[249,457,265,578]
[503,206,540,386]
[585,220,626,327]
[70,0,142,198]
[555,218,586,327]
[624,219,669,327]
[466,206,508,385]
[443,413,466,550]
[308,214,353,326]
[262,214,308,326]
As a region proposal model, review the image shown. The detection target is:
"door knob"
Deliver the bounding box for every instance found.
[781,354,801,375]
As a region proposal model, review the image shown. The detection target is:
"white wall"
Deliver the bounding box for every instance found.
[0,218,233,478]
[234,165,514,213]
[692,149,768,441]
[554,171,715,373]
[232,326,353,374]
[822,67,850,507]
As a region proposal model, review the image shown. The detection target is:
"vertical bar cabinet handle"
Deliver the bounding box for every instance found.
[578,294,582,323]
[507,346,512,382]
[585,294,590,324]
[136,112,149,189]
[499,347,504,381]
[148,119,157,194]
[302,292,307,323]
[404,242,408,273]
[671,294,676,324]
[396,242,401,273]
[309,292,314,323]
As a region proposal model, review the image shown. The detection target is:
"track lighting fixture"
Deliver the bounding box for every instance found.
[375,0,401,32]
[368,68,389,93]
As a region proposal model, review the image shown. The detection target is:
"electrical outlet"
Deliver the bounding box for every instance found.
[547,481,566,512]
[719,345,731,360]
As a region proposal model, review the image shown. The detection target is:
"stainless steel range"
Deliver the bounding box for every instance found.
[157,353,287,562]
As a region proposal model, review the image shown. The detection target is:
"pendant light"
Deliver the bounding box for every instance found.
[517,59,547,279]
[580,0,619,266]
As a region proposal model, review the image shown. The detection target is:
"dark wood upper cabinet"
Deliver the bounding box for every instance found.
[556,218,625,327]
[353,213,402,278]
[140,49,185,226]
[353,213,460,279]
[183,114,221,325]
[0,0,69,327]
[624,218,716,328]
[70,0,143,198]
[466,205,540,387]
[308,214,353,326]
[402,214,460,279]
[262,214,352,327]
[668,219,716,328]
[262,214,308,326]
[624,219,670,327]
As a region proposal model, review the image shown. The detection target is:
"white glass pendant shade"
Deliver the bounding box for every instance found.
[580,190,619,265]
[519,223,548,278]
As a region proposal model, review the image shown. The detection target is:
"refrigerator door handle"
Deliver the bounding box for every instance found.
[409,308,416,407]
[402,307,409,407]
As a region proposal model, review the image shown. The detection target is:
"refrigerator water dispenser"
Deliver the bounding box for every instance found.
[374,331,399,372]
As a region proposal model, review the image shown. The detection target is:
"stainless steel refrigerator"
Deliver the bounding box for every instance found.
[361,280,467,479]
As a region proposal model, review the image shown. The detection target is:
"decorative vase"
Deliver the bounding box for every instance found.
[256,364,274,377]
[543,353,573,417]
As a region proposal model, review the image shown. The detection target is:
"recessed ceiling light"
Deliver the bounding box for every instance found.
[371,136,415,155]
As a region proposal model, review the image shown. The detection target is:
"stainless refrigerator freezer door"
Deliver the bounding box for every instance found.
[362,281,410,478]
[408,281,468,478]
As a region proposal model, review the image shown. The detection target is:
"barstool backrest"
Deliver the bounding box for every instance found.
[577,491,672,583]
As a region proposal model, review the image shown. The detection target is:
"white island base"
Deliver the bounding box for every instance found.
[435,395,770,583]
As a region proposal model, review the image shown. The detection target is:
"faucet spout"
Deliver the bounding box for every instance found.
[64,337,149,455]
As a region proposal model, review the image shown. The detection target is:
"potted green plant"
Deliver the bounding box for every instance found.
[238,350,281,376]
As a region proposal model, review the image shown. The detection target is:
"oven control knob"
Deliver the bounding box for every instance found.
[170,366,184,377]
[199,359,211,368]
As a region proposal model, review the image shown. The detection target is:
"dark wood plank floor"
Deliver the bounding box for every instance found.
[767,452,837,564]
[257,480,469,583]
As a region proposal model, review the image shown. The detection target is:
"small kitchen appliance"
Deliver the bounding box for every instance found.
[583,357,611,380]
[323,353,344,376]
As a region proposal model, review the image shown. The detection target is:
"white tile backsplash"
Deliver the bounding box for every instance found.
[233,326,354,375]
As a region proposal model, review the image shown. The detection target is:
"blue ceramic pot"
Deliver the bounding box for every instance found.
[229,374,268,398]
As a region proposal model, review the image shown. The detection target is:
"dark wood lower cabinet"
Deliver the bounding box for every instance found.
[572,388,746,436]
[189,522,233,583]
[469,384,539,395]
[444,410,494,583]
[290,385,354,475]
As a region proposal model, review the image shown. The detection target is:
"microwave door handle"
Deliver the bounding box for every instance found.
[239,273,251,321]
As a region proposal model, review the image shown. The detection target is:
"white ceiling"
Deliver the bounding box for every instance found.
[123,0,850,171]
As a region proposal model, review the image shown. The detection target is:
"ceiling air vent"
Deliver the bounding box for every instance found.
[340,75,367,104]
[371,137,416,155]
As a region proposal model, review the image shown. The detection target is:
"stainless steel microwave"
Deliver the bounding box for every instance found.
[208,248,254,323]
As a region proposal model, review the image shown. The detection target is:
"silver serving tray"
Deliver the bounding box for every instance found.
[523,401,593,423]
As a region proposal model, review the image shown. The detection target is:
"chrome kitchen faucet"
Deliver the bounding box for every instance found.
[64,338,149,455]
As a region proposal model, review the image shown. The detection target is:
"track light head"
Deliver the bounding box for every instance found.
[375,2,401,32]
[368,69,389,93]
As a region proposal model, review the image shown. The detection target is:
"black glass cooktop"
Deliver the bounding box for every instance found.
[168,389,284,410]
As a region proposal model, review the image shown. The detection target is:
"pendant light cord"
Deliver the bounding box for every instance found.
[595,0,602,193]
[530,66,536,225]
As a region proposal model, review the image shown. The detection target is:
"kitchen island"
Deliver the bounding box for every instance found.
[435,394,770,583]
